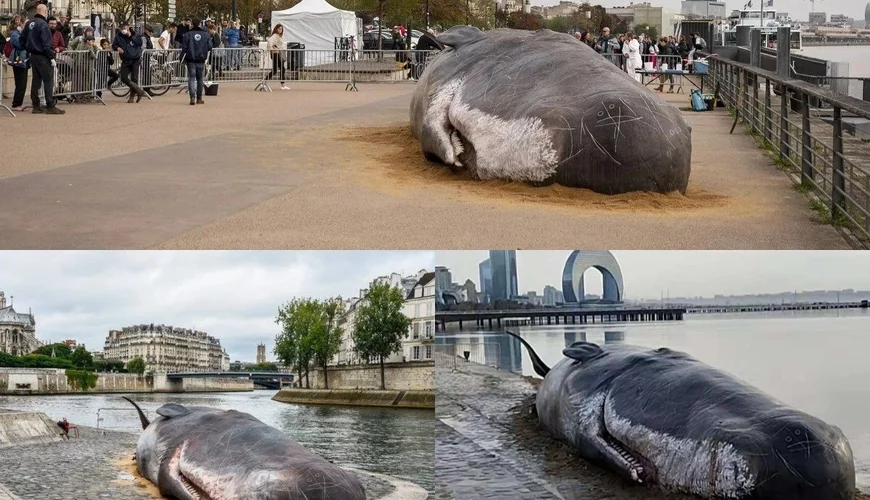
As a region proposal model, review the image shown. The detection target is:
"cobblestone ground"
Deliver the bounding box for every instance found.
[0,425,407,500]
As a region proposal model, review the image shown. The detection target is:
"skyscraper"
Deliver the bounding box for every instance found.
[478,258,493,303]
[488,250,518,302]
[434,266,452,298]
[866,3,870,28]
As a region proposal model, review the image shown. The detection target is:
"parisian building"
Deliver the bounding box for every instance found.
[103,324,230,372]
[0,291,39,356]
[334,269,434,365]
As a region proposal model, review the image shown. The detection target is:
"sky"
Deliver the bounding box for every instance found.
[0,251,434,362]
[436,251,870,299]
[531,0,867,23]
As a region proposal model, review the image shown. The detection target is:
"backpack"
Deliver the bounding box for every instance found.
[691,90,707,112]
[3,40,12,59]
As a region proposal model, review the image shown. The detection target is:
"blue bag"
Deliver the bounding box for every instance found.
[691,90,707,112]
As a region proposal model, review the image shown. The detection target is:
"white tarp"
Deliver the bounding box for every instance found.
[271,0,360,67]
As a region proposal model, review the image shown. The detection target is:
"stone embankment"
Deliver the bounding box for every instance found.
[308,361,435,391]
[0,368,252,395]
[0,417,428,499]
[0,410,64,449]
[273,389,435,409]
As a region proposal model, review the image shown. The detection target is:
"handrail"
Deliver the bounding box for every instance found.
[710,55,870,117]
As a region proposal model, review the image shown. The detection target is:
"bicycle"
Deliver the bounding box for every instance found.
[109,52,182,98]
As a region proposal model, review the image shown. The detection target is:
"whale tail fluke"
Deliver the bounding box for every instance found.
[122,396,151,430]
[505,330,550,377]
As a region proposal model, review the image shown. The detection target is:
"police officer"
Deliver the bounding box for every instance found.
[181,18,213,106]
[22,3,65,114]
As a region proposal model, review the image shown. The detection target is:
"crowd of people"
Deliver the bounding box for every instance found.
[2,11,261,113]
[574,27,708,91]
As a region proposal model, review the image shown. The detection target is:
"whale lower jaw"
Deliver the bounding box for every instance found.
[166,441,215,500]
[422,78,559,182]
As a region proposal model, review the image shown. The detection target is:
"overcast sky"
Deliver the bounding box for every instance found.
[531,0,866,23]
[436,251,870,299]
[0,251,433,362]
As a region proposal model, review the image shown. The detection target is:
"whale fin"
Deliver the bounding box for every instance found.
[156,403,191,419]
[563,342,604,362]
[122,396,151,430]
[504,330,550,377]
[437,25,484,48]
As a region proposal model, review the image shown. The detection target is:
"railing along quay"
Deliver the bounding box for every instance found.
[709,56,870,248]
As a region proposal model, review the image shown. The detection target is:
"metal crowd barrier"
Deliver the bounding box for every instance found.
[0,61,14,116]
[710,56,870,248]
[54,50,100,103]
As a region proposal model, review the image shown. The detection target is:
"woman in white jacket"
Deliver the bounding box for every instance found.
[623,32,642,83]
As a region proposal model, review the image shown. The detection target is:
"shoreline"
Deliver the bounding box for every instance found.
[273,389,435,409]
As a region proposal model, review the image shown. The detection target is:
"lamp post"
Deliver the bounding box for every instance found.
[425,0,430,29]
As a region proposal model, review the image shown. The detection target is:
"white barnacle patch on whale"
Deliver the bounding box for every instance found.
[447,85,559,183]
[603,396,755,498]
[562,391,606,446]
[424,78,465,166]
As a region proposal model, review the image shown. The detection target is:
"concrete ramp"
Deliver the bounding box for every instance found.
[0,410,64,449]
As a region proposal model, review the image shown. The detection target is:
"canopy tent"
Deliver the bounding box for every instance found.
[271,0,360,58]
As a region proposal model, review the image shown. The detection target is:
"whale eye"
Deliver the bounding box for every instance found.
[785,436,792,443]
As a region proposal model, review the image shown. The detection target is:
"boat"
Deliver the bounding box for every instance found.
[719,4,803,50]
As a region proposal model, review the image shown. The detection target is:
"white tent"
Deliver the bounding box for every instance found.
[271,0,360,58]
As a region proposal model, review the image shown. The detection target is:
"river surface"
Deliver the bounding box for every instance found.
[799,45,869,98]
[437,309,870,493]
[0,390,434,493]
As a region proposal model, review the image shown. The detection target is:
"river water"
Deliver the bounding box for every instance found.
[0,390,434,493]
[437,309,870,493]
[800,46,870,78]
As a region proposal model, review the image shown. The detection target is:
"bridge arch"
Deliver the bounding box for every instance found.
[561,251,624,303]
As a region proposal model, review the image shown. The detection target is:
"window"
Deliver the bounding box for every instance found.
[425,321,432,338]
[413,346,421,360]
[413,322,420,339]
[425,345,432,359]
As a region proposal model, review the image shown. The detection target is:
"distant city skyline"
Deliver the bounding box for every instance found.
[436,251,870,300]
[528,0,864,24]
[0,251,434,362]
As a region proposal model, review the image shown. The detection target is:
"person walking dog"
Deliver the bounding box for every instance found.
[181,18,213,105]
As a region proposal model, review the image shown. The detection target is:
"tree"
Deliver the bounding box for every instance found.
[32,343,73,359]
[309,297,344,390]
[70,347,93,368]
[506,11,542,30]
[127,357,146,375]
[352,281,411,390]
[247,362,279,372]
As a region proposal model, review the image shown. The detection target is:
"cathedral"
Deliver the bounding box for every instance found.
[0,291,38,356]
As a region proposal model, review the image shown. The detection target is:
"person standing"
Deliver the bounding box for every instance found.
[206,22,223,78]
[655,37,678,93]
[623,32,642,83]
[224,21,240,70]
[47,17,66,53]
[158,23,175,50]
[181,18,212,105]
[7,16,30,112]
[112,21,145,103]
[175,18,191,48]
[23,4,64,114]
[266,24,288,90]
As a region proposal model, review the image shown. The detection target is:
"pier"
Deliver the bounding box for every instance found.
[685,300,869,314]
[436,307,686,331]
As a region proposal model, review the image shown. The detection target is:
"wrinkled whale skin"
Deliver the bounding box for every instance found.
[411,26,693,195]
[125,400,366,500]
[507,334,856,500]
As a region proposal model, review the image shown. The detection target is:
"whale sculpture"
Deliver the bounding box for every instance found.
[122,397,366,500]
[505,331,856,499]
[410,26,692,195]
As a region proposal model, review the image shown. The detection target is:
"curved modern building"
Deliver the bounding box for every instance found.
[561,251,624,303]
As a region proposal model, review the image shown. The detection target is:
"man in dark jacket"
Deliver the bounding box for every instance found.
[23,4,65,114]
[112,21,145,102]
[181,18,213,105]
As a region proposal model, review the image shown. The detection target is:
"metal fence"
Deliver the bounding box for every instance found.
[0,48,440,117]
[710,56,870,247]
[0,62,14,116]
[435,343,502,371]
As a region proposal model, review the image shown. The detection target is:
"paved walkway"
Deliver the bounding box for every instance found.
[0,82,850,249]
[0,423,416,500]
